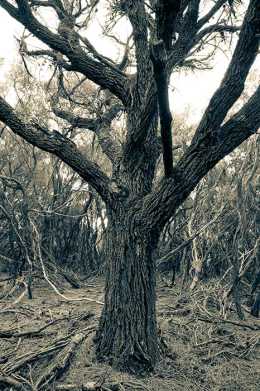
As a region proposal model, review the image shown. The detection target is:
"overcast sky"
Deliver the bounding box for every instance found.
[0,6,259,124]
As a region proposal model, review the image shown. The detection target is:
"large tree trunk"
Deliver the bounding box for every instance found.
[95,205,160,373]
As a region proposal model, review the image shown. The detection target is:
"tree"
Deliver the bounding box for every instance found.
[0,0,259,373]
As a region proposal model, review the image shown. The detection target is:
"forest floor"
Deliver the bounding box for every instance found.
[0,274,260,391]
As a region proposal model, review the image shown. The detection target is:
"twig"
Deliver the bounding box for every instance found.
[197,316,260,331]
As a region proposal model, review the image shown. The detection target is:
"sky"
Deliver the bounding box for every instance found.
[0,5,259,124]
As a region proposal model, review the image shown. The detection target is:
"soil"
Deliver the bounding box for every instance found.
[0,274,260,391]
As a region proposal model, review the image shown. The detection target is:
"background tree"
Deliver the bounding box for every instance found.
[0,0,259,373]
[0,64,106,284]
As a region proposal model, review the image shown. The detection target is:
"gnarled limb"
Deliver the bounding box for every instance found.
[197,0,227,28]
[0,0,129,104]
[53,103,123,164]
[194,24,241,45]
[138,0,260,226]
[138,84,260,230]
[151,41,173,177]
[0,96,112,202]
[193,0,259,143]
[127,0,150,98]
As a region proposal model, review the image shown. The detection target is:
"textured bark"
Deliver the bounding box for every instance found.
[0,0,259,374]
[95,205,159,373]
[251,239,260,318]
[151,41,173,177]
[251,292,260,318]
[156,0,181,50]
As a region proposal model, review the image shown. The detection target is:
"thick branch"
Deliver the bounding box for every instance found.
[151,41,173,177]
[53,108,100,130]
[28,0,65,18]
[197,0,226,29]
[194,24,241,44]
[0,0,129,104]
[138,85,260,230]
[123,0,202,175]
[53,104,123,163]
[25,49,73,71]
[0,96,112,202]
[193,0,259,143]
[127,0,151,100]
[156,0,182,51]
[167,0,201,71]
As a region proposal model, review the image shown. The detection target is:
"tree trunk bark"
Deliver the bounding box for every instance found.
[95,206,160,373]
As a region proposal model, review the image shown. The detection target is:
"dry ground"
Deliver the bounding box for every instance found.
[0,274,260,391]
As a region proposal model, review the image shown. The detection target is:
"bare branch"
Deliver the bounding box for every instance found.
[139,84,260,230]
[0,96,112,202]
[151,41,173,177]
[193,0,259,144]
[0,0,129,104]
[127,0,150,98]
[197,0,227,29]
[194,23,241,44]
[53,104,123,163]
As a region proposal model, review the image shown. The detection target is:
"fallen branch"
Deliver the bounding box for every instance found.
[0,374,26,390]
[197,316,260,331]
[202,349,239,363]
[1,325,95,375]
[0,312,94,339]
[2,339,68,375]
[35,331,92,390]
[55,383,122,391]
[55,379,149,391]
[41,248,81,289]
[0,319,64,339]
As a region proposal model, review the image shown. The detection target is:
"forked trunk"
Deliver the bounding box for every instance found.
[95,207,160,373]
